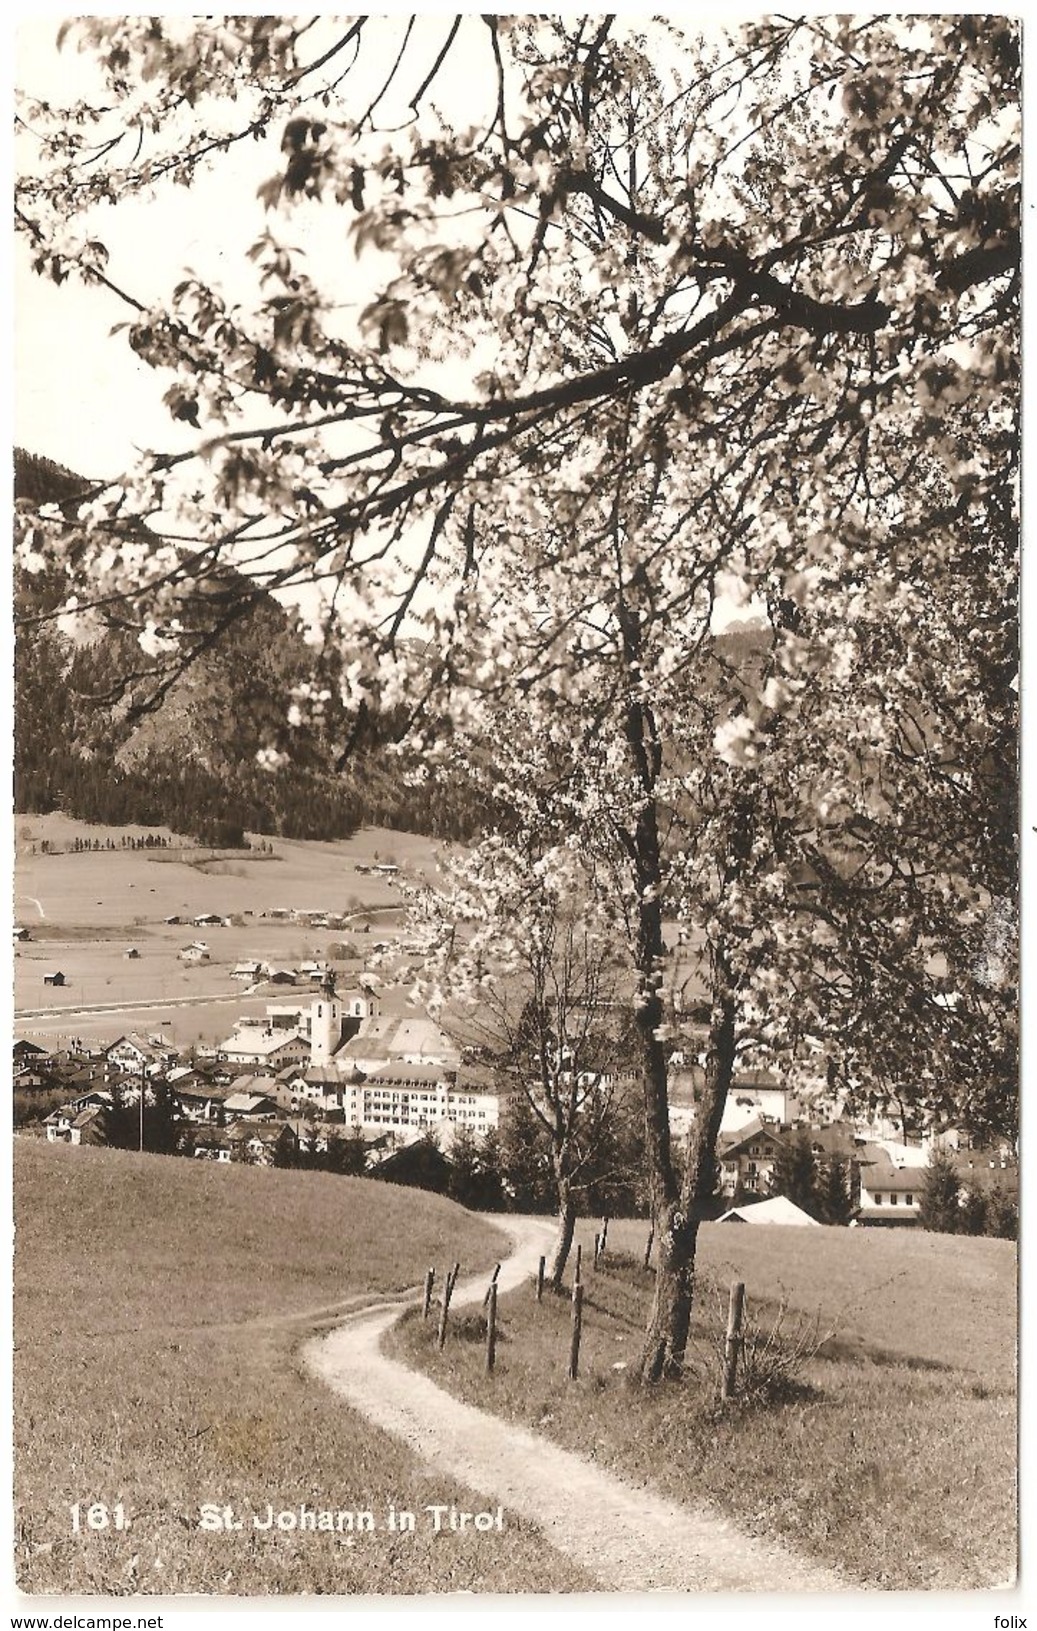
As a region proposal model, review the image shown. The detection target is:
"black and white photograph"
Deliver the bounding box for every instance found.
[11,11,1021,1617]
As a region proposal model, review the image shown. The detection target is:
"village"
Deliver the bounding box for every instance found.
[14,930,1018,1230]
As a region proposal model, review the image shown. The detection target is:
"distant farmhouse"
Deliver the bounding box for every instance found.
[231,960,265,982]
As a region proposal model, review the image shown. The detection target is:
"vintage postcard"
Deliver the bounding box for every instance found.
[10,13,1021,1622]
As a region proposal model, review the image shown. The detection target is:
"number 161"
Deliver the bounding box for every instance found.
[70,1502,127,1531]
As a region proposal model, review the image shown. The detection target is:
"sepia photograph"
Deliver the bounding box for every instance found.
[11,11,1020,1615]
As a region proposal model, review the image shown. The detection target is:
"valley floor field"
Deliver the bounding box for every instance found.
[13,815,444,1047]
[13,813,704,1048]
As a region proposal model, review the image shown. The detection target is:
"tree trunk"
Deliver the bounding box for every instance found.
[615,662,692,1382]
[681,961,737,1223]
[633,960,693,1380]
[617,604,743,1383]
[547,1174,576,1291]
[635,954,738,1383]
[637,1202,698,1382]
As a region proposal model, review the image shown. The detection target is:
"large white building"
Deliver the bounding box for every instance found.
[339,1064,498,1136]
[281,1060,499,1137]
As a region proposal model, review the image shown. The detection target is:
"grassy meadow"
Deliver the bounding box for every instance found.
[389,1215,1018,1591]
[13,814,451,1047]
[13,1140,593,1596]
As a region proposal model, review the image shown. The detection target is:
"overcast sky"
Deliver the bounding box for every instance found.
[13,9,745,482]
[13,12,522,480]
[15,16,287,478]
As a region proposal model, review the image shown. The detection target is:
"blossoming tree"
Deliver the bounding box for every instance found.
[406,833,637,1289]
[16,16,1018,1380]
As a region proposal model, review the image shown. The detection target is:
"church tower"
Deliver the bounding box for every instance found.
[310,970,342,1066]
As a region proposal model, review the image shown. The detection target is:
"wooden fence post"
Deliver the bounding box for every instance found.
[486,1281,498,1374]
[593,1233,600,1270]
[643,1226,655,1271]
[482,1262,501,1309]
[422,1267,436,1320]
[574,1242,582,1286]
[437,1262,460,1351]
[722,1281,746,1402]
[437,1293,449,1351]
[536,1256,545,1303]
[600,1216,609,1256]
[568,1280,583,1380]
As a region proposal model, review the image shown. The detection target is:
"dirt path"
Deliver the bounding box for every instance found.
[304,1218,849,1594]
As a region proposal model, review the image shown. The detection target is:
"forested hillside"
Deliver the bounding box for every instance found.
[14,449,485,842]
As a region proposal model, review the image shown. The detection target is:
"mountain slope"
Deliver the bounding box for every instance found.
[13,448,481,842]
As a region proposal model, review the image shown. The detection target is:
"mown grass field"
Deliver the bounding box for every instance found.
[13,1141,593,1596]
[390,1214,1017,1591]
[14,814,450,1047]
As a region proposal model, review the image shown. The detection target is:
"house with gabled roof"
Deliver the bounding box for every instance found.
[718,1195,821,1226]
[169,1080,237,1123]
[231,960,266,982]
[104,1033,174,1076]
[218,1028,311,1069]
[226,1118,296,1166]
[13,1039,48,1063]
[66,1087,114,1114]
[221,1089,282,1120]
[855,1143,922,1224]
[45,1102,110,1146]
[717,1117,790,1198]
[14,1064,50,1092]
[281,1065,347,1113]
